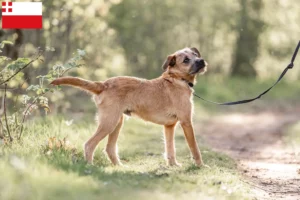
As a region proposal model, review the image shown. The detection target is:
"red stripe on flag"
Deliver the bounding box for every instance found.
[2,16,42,29]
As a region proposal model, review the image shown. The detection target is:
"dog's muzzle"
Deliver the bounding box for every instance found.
[189,59,207,74]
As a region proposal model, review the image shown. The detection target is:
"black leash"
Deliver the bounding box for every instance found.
[192,41,300,105]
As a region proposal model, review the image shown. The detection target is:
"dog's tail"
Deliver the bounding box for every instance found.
[50,77,104,94]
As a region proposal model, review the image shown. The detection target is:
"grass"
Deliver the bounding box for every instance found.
[4,76,300,200]
[0,116,252,200]
[284,120,300,154]
[194,76,300,112]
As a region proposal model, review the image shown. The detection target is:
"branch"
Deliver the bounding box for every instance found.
[3,84,13,142]
[18,93,44,140]
[0,119,4,139]
[0,94,4,139]
[0,90,4,116]
[0,52,42,86]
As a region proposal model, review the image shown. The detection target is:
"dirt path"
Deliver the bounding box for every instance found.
[199,111,300,199]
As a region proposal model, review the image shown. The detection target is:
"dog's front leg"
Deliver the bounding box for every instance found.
[164,123,181,166]
[180,121,204,166]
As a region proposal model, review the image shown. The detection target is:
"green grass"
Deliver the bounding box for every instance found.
[0,116,252,200]
[194,76,300,112]
[2,76,299,200]
[284,120,300,153]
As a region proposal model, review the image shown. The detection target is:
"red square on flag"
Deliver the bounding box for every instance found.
[2,2,43,29]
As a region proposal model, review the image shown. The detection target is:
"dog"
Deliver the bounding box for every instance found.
[51,47,208,167]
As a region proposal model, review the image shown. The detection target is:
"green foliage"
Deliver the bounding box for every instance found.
[45,46,55,52]
[0,117,252,200]
[0,44,86,142]
[6,58,31,71]
[0,40,13,49]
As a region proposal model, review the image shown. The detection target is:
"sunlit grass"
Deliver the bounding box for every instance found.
[0,116,252,200]
[2,76,298,199]
[284,121,300,155]
[194,76,300,112]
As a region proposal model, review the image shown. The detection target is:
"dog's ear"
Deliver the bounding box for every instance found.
[162,55,176,71]
[190,47,201,57]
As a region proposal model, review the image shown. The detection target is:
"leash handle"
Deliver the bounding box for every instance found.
[193,41,300,106]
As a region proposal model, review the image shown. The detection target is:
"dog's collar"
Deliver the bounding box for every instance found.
[182,79,194,88]
[164,77,194,88]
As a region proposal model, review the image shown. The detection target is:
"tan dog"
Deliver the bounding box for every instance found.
[51,47,208,167]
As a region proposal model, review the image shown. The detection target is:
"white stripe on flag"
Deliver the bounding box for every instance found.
[2,2,42,16]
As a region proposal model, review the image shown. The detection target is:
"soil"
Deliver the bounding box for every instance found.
[198,108,300,199]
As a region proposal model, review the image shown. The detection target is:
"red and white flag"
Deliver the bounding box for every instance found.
[1,1,42,29]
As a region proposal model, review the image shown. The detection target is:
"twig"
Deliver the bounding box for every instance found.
[18,93,44,140]
[3,84,13,142]
[61,67,73,76]
[0,91,4,116]
[0,59,35,85]
[0,53,42,86]
[13,79,28,112]
[0,119,3,139]
[0,93,4,138]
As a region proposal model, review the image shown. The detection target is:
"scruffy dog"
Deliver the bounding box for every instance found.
[51,47,208,167]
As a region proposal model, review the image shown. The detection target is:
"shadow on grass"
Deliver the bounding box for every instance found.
[42,144,238,193]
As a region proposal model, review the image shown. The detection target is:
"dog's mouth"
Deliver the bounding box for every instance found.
[189,61,208,75]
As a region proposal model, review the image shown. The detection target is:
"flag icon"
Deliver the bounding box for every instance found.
[1,1,42,29]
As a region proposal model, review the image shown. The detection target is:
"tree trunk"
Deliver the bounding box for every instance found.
[231,0,264,77]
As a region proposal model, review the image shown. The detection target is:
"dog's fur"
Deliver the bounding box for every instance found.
[51,47,208,166]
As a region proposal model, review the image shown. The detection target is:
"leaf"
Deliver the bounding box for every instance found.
[21,95,31,105]
[26,85,40,91]
[45,46,55,52]
[45,74,53,79]
[0,40,13,48]
[36,88,43,95]
[77,49,86,57]
[0,56,11,62]
[7,58,31,71]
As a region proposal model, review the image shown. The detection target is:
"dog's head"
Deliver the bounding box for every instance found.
[162,47,208,79]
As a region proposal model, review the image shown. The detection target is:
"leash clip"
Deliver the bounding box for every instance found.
[287,63,294,69]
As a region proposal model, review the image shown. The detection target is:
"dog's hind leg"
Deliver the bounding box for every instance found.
[105,115,124,165]
[84,109,122,165]
[164,123,181,166]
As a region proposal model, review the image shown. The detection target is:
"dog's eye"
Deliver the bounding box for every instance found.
[183,58,190,64]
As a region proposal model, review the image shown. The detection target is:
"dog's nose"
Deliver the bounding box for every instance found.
[196,59,205,67]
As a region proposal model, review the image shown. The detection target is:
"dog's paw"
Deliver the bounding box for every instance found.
[112,161,125,166]
[121,164,130,168]
[167,159,182,167]
[194,160,210,169]
[169,162,182,167]
[200,164,211,169]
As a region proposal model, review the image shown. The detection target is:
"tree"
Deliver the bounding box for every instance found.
[231,0,265,77]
